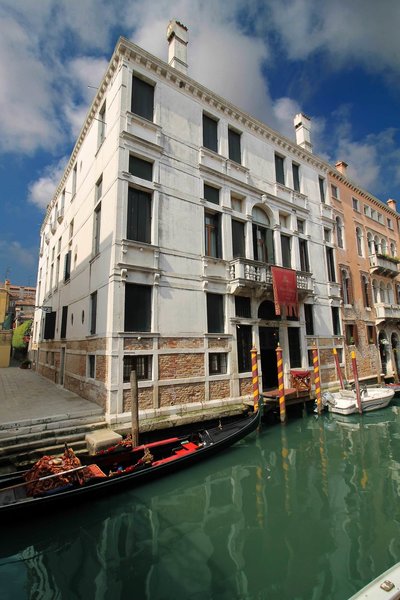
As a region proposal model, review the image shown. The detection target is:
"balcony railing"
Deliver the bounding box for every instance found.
[229,258,313,294]
[369,254,400,278]
[374,303,400,321]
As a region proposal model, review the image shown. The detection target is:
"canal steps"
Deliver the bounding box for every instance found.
[0,410,107,469]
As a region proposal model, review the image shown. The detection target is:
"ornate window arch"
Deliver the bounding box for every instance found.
[356,227,364,256]
[367,232,374,255]
[381,238,388,255]
[252,206,275,264]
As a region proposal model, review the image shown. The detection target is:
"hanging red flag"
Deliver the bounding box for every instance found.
[271,266,299,317]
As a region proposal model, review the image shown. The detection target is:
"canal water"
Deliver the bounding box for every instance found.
[2,402,400,600]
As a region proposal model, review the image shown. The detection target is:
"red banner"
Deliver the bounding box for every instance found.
[271,266,299,317]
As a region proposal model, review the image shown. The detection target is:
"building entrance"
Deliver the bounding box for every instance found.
[259,326,279,390]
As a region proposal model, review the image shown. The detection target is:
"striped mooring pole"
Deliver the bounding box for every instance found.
[251,347,259,411]
[332,347,345,390]
[351,350,363,414]
[276,344,286,423]
[312,346,322,415]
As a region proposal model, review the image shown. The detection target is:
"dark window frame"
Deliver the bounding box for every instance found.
[202,113,218,153]
[205,211,221,258]
[129,155,153,181]
[206,293,224,334]
[131,75,154,121]
[237,325,252,373]
[232,219,245,258]
[228,128,241,164]
[275,154,285,185]
[209,352,227,375]
[90,291,97,335]
[123,355,152,382]
[124,283,152,332]
[204,184,220,205]
[127,187,152,244]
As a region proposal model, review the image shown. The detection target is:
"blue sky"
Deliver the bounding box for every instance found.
[1,0,400,286]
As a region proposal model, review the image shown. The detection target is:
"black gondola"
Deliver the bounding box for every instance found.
[0,406,260,518]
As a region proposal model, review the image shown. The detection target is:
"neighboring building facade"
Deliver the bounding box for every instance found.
[329,162,400,383]
[33,22,356,426]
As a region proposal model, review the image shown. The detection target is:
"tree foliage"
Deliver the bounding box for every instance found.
[12,320,32,349]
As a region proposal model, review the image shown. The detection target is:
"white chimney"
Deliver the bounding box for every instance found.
[387,198,397,212]
[294,113,312,153]
[167,20,188,75]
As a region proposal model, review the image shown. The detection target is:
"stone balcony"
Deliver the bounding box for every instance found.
[229,258,313,296]
[374,303,400,321]
[369,254,400,278]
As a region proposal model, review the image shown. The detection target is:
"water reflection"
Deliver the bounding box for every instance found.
[2,406,400,599]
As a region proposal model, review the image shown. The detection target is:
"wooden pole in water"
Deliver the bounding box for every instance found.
[251,347,259,411]
[130,369,139,446]
[351,350,363,414]
[312,346,322,415]
[276,344,286,424]
[332,347,345,389]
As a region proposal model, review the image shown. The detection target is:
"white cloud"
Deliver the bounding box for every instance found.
[0,240,37,269]
[27,158,68,210]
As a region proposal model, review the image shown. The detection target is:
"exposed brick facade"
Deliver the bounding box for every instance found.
[158,353,204,379]
[159,382,205,407]
[209,379,231,400]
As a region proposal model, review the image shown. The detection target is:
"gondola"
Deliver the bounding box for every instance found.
[0,405,261,518]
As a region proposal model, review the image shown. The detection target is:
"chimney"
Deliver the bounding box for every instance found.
[294,113,312,153]
[335,161,348,176]
[387,198,397,212]
[167,20,188,75]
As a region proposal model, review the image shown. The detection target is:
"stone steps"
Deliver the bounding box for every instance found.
[0,411,108,470]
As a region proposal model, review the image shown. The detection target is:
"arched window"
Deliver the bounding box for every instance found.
[336,216,344,248]
[372,279,379,303]
[367,232,374,255]
[379,282,386,303]
[374,235,381,254]
[381,238,387,255]
[252,207,275,264]
[387,283,394,304]
[341,269,352,305]
[356,227,363,256]
[361,274,370,307]
[391,242,396,257]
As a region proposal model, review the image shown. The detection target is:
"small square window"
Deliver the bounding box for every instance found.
[209,353,227,375]
[204,184,220,205]
[129,156,153,181]
[123,355,152,382]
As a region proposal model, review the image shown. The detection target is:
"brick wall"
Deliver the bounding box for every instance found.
[239,378,252,396]
[159,382,205,406]
[209,380,230,400]
[123,387,154,412]
[159,337,203,349]
[158,353,204,379]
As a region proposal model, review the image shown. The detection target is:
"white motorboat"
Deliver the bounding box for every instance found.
[322,386,395,416]
[348,561,400,599]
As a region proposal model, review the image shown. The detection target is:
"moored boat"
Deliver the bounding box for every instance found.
[322,387,394,416]
[0,406,261,518]
[348,561,400,599]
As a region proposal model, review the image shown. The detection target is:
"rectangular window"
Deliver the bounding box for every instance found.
[95,175,103,203]
[205,211,221,258]
[331,306,341,335]
[331,184,338,199]
[345,324,358,345]
[292,163,300,192]
[209,353,227,375]
[204,184,219,205]
[202,114,218,152]
[281,235,291,268]
[319,177,325,203]
[352,197,360,211]
[324,228,331,243]
[387,218,393,229]
[61,305,68,339]
[88,354,96,379]
[326,247,336,282]
[232,219,245,258]
[297,219,305,234]
[367,326,377,344]
[72,164,77,197]
[129,155,153,181]
[228,128,241,164]
[123,355,152,382]
[64,250,71,282]
[299,238,309,272]
[207,293,224,333]
[69,219,74,241]
[90,291,97,335]
[288,328,301,368]
[124,283,151,332]
[43,311,56,340]
[304,304,314,335]
[275,154,285,185]
[93,203,101,255]
[131,75,154,121]
[235,296,251,318]
[253,224,275,263]
[237,324,252,372]
[127,188,151,243]
[98,102,106,147]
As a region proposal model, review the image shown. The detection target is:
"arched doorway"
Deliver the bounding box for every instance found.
[258,300,280,390]
[378,331,389,376]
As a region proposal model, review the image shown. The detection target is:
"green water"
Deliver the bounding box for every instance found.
[2,404,400,600]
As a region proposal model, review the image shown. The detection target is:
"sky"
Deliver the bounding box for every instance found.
[1,0,400,286]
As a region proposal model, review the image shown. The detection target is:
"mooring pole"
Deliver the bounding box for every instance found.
[251,346,259,411]
[312,345,322,415]
[276,344,286,424]
[351,350,363,414]
[130,369,139,446]
[332,347,345,389]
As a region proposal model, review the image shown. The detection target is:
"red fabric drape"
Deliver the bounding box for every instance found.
[271,266,299,317]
